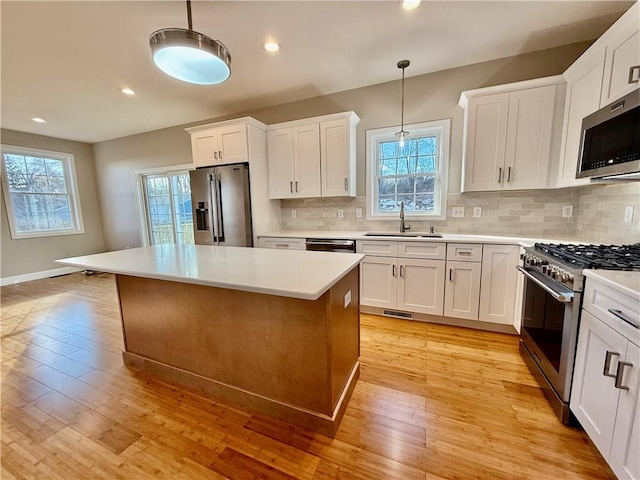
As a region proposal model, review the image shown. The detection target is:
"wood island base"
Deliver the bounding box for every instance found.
[115,266,360,437]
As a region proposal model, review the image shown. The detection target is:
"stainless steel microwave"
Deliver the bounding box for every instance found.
[577,89,640,179]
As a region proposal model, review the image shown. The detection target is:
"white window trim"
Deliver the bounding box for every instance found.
[1,144,85,239]
[365,119,450,221]
[132,163,193,246]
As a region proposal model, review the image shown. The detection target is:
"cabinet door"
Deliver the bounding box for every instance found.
[397,259,445,316]
[191,129,219,167]
[293,124,321,198]
[444,260,481,320]
[570,310,628,460]
[360,256,397,309]
[217,125,248,165]
[321,118,353,197]
[478,245,519,325]
[610,341,640,480]
[503,85,555,190]
[557,46,605,188]
[463,93,509,192]
[267,128,295,199]
[600,3,640,107]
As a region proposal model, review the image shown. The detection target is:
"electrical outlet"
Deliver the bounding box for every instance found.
[451,207,465,218]
[356,208,363,218]
[337,209,344,218]
[291,209,297,218]
[344,290,352,308]
[473,207,482,218]
[562,206,573,218]
[624,206,634,223]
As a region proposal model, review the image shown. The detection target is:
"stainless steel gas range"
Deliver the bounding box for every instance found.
[517,243,640,423]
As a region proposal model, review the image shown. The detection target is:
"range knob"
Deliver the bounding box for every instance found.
[567,274,574,287]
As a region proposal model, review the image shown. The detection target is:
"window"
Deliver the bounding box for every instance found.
[142,171,194,245]
[1,145,84,239]
[366,120,450,220]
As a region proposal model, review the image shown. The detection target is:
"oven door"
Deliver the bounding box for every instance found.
[517,266,581,403]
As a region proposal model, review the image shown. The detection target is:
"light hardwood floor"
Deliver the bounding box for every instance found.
[1,272,614,479]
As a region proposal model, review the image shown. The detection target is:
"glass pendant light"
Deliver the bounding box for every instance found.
[149,0,231,85]
[395,60,410,149]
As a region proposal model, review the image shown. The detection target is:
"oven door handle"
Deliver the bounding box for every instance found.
[516,266,574,303]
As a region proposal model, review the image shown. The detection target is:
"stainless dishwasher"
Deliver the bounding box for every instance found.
[305,238,356,253]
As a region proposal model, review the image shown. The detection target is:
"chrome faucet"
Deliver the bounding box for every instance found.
[400,201,411,233]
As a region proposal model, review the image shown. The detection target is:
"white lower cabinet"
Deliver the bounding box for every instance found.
[359,240,520,329]
[258,237,305,250]
[360,256,397,309]
[479,244,520,325]
[444,260,481,320]
[571,275,640,480]
[397,259,445,316]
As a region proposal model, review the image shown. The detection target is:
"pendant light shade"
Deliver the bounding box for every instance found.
[150,1,231,85]
[395,60,410,148]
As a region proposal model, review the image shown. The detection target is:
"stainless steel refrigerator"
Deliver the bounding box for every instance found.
[189,163,253,246]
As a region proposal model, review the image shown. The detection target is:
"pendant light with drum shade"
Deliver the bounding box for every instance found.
[395,60,410,149]
[149,0,231,85]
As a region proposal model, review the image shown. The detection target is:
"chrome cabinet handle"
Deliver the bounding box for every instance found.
[213,151,218,160]
[290,181,293,194]
[458,251,472,256]
[295,181,299,193]
[400,265,404,277]
[615,361,633,390]
[507,166,512,183]
[603,351,620,378]
[449,268,453,281]
[629,65,640,84]
[344,178,348,190]
[218,150,223,160]
[608,308,640,329]
[392,264,396,276]
[498,167,502,183]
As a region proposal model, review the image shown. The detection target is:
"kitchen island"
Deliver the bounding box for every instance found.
[58,244,363,436]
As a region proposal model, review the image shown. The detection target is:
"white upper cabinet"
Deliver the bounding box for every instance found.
[600,2,640,107]
[459,77,563,192]
[557,44,606,188]
[267,124,321,199]
[266,112,360,200]
[186,118,265,168]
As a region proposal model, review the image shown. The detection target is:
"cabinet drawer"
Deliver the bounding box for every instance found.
[259,238,305,250]
[446,243,483,262]
[356,241,397,257]
[583,279,640,344]
[397,242,446,260]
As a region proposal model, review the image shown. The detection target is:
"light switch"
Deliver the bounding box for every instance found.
[356,208,363,218]
[337,209,344,218]
[291,209,297,218]
[451,207,464,218]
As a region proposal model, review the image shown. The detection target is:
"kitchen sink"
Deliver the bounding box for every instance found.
[362,232,443,238]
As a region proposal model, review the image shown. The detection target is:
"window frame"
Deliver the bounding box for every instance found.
[366,119,450,221]
[0,144,85,239]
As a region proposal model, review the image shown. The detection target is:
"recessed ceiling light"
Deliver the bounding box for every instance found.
[402,0,421,10]
[262,41,280,53]
[32,117,46,123]
[121,88,136,95]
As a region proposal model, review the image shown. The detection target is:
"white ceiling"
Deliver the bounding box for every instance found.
[1,1,633,144]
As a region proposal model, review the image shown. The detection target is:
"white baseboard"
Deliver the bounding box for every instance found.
[1,266,82,287]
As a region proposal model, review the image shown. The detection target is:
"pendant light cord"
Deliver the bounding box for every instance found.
[400,66,405,131]
[186,0,193,31]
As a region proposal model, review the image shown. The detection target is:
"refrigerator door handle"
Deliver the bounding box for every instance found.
[210,175,225,244]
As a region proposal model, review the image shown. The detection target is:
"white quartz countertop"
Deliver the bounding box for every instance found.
[259,230,580,247]
[57,244,364,301]
[584,270,640,300]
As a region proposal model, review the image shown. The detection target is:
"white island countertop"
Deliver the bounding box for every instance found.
[57,244,364,301]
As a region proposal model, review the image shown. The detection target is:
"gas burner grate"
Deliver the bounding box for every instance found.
[534,243,640,270]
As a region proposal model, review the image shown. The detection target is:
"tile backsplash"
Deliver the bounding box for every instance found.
[279,183,640,244]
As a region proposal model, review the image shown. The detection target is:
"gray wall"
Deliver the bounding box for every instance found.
[1,129,106,278]
[93,41,591,251]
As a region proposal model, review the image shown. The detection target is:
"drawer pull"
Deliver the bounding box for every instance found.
[457,251,472,256]
[628,65,640,84]
[603,351,620,378]
[608,309,639,329]
[615,361,633,390]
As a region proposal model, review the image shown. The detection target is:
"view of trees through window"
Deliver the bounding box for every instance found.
[377,135,438,213]
[143,172,194,245]
[2,151,76,234]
